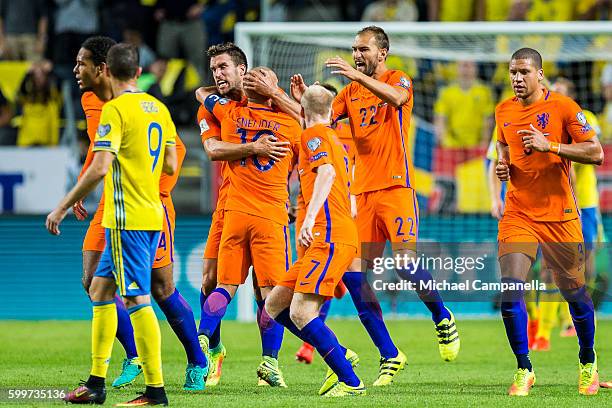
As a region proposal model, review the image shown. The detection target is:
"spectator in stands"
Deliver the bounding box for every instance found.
[601,63,612,143]
[428,0,475,21]
[511,0,575,21]
[474,0,514,21]
[0,0,48,61]
[434,60,493,148]
[15,60,61,147]
[155,0,206,81]
[52,0,100,80]
[0,86,11,127]
[123,28,156,71]
[361,0,418,21]
[576,0,611,20]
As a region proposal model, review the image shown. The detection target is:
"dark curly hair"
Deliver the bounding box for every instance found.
[81,36,117,66]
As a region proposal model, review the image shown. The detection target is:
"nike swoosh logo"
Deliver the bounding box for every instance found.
[351,98,359,102]
[155,255,165,262]
[299,281,309,286]
[74,390,87,398]
[504,122,510,127]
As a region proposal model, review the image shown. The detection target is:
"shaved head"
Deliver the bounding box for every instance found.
[302,84,334,119]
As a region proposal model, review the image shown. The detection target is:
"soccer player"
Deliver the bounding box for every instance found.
[196,43,295,387]
[495,48,603,396]
[74,37,207,392]
[291,26,460,384]
[48,43,178,405]
[293,83,350,365]
[196,67,301,387]
[264,84,365,397]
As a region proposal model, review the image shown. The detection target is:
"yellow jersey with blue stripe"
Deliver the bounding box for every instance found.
[93,91,177,230]
[573,110,600,209]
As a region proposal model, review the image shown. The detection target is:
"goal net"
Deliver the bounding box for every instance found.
[234,22,612,315]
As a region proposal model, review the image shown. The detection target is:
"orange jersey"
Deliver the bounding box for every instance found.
[198,103,230,210]
[159,134,186,198]
[204,94,301,226]
[298,124,357,247]
[335,120,355,191]
[496,88,596,221]
[80,92,106,208]
[332,69,414,195]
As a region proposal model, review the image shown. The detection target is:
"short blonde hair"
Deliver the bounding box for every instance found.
[301,85,334,118]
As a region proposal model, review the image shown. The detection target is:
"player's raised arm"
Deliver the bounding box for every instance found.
[243,69,302,123]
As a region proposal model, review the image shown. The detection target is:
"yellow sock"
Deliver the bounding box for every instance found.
[129,305,164,387]
[536,291,561,341]
[91,302,118,378]
[560,302,573,328]
[525,289,538,320]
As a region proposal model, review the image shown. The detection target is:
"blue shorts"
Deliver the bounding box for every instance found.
[581,207,599,250]
[94,229,161,296]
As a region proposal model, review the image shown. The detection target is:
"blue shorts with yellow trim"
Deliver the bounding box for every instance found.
[95,229,161,296]
[581,207,599,251]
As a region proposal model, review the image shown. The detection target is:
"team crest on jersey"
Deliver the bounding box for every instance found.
[307,137,322,151]
[576,111,592,133]
[219,98,229,105]
[97,124,111,137]
[199,118,209,133]
[398,77,410,90]
[536,112,549,129]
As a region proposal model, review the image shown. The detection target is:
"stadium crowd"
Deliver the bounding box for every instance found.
[0,0,610,214]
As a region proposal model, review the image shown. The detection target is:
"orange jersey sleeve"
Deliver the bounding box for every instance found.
[298,124,357,247]
[79,92,105,179]
[333,70,414,195]
[197,104,222,143]
[159,134,186,197]
[495,88,595,221]
[217,101,301,226]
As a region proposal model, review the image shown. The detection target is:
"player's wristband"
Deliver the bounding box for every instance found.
[549,142,561,155]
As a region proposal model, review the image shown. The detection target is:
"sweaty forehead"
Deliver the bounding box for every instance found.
[353,33,376,49]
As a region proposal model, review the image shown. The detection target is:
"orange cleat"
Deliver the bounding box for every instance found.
[530,337,550,352]
[296,342,315,364]
[560,325,577,338]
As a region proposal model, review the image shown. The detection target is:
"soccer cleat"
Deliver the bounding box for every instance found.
[435,310,460,362]
[183,363,207,391]
[560,325,577,338]
[508,368,536,396]
[319,348,360,395]
[295,343,315,364]
[530,337,550,352]
[599,380,612,389]
[206,344,226,386]
[579,357,599,396]
[112,357,142,388]
[322,380,366,397]
[373,350,407,387]
[115,393,168,406]
[256,356,287,387]
[63,382,106,404]
[527,319,539,349]
[198,335,211,370]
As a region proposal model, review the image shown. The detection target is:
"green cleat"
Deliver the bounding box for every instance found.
[206,344,227,386]
[256,356,287,387]
[322,380,366,397]
[579,353,599,396]
[373,349,407,386]
[319,349,360,395]
[111,357,142,388]
[436,308,460,362]
[183,363,207,391]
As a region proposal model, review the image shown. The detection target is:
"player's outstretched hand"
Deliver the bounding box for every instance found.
[518,124,550,153]
[290,74,307,102]
[253,134,291,161]
[72,200,88,221]
[326,56,360,81]
[46,207,67,236]
[244,69,278,98]
[496,158,510,182]
[298,217,315,247]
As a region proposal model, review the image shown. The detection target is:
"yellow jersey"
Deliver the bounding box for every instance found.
[438,0,474,21]
[573,110,600,209]
[526,0,576,21]
[93,91,177,230]
[434,81,494,148]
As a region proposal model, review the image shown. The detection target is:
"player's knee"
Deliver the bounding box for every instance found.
[151,278,175,302]
[289,305,310,329]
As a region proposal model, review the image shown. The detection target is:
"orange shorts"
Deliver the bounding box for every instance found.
[357,186,419,259]
[295,203,306,260]
[83,203,105,252]
[280,241,356,297]
[203,209,225,259]
[498,211,585,289]
[217,211,290,287]
[152,196,175,269]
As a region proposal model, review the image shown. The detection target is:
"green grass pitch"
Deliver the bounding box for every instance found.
[1,319,611,407]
